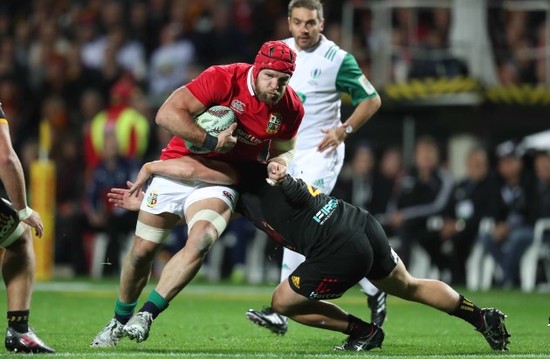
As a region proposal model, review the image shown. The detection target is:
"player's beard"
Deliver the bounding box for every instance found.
[257,89,283,105]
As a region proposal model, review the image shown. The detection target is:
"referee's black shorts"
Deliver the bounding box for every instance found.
[288,213,398,300]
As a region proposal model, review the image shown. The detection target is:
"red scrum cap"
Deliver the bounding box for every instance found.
[253,41,296,79]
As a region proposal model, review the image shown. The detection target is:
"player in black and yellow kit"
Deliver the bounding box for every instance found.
[108,157,510,352]
[0,104,54,353]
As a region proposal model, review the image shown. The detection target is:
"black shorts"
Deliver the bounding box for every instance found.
[0,198,22,248]
[288,213,398,300]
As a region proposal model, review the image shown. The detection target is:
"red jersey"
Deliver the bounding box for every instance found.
[160,63,304,161]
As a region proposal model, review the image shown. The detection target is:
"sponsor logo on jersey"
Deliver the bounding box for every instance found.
[291,275,301,289]
[307,184,321,197]
[222,190,235,204]
[266,113,282,135]
[146,191,158,208]
[312,198,338,225]
[234,128,262,145]
[230,99,245,113]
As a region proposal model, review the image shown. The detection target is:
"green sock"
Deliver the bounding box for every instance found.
[147,290,169,311]
[139,290,169,319]
[114,299,137,324]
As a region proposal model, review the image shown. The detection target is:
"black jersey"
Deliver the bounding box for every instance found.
[235,162,369,259]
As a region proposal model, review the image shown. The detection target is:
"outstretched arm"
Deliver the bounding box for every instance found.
[266,137,296,183]
[128,156,238,195]
[110,156,239,211]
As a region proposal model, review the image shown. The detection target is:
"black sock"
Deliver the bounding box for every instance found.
[344,314,370,336]
[114,299,137,325]
[138,290,169,319]
[7,310,29,333]
[140,301,163,319]
[449,295,482,329]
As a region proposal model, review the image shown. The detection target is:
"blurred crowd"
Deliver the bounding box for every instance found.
[335,138,550,290]
[351,2,548,84]
[0,1,548,288]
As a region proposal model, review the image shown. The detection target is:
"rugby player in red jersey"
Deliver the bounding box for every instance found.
[91,41,304,347]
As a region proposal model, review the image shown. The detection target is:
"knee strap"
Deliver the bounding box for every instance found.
[135,221,171,244]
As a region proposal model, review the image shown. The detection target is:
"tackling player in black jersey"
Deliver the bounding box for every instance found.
[107,156,511,352]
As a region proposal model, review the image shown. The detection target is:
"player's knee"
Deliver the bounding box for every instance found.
[271,294,290,316]
[128,238,159,266]
[187,229,218,256]
[270,286,297,316]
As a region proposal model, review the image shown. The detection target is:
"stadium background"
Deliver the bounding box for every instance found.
[0,0,548,287]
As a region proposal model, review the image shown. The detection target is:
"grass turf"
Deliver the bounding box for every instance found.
[1,280,549,358]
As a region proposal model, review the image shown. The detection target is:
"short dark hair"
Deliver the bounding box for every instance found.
[288,0,324,20]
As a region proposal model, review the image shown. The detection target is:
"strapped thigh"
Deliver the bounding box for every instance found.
[187,209,228,237]
[135,221,172,244]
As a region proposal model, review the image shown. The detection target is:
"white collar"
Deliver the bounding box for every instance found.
[247,67,255,96]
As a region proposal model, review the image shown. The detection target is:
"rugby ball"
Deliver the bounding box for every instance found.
[185,105,237,154]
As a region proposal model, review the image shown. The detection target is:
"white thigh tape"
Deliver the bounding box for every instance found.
[187,209,228,237]
[135,221,171,244]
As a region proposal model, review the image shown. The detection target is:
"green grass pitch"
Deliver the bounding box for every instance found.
[1,280,549,358]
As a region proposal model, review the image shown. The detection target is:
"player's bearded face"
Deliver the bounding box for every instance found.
[288,8,324,51]
[255,70,290,105]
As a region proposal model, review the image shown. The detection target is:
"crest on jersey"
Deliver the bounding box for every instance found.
[291,275,301,289]
[266,113,282,134]
[311,68,322,79]
[146,191,158,208]
[230,99,245,113]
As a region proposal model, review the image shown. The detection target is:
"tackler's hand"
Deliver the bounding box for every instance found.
[108,181,144,211]
[267,160,287,184]
[215,123,238,153]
